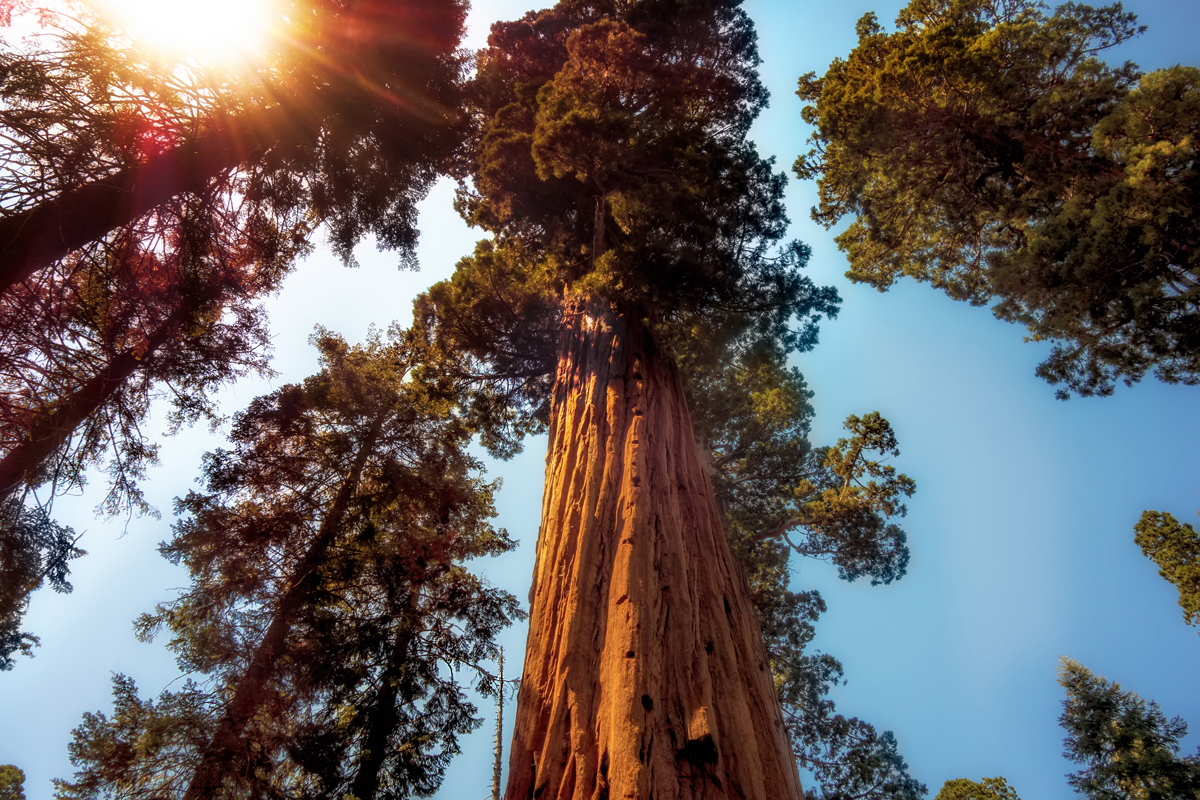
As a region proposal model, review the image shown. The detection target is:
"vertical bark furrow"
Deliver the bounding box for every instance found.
[506,299,801,800]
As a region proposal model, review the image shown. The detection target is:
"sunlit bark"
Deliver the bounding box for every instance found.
[506,298,802,800]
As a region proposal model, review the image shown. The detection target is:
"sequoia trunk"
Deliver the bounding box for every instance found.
[505,299,802,800]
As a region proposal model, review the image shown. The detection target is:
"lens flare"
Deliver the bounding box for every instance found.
[94,0,274,61]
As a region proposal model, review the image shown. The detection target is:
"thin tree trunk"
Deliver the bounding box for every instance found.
[0,307,186,501]
[505,297,802,800]
[347,591,418,800]
[182,415,385,800]
[0,102,308,298]
[493,648,505,800]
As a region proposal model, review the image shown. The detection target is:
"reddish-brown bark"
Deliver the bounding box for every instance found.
[505,298,802,800]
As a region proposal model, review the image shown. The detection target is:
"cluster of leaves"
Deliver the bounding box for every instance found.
[1058,658,1200,800]
[416,0,840,444]
[0,500,80,669]
[684,342,923,800]
[1134,510,1200,631]
[55,328,522,800]
[935,777,1021,800]
[797,0,1200,397]
[0,764,25,800]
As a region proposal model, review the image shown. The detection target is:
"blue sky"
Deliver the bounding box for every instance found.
[2,0,1199,798]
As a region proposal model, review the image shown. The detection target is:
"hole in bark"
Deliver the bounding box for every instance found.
[723,595,732,617]
[705,641,714,654]
[641,694,654,712]
[626,650,636,659]
[676,733,718,767]
[631,477,641,487]
[601,752,609,778]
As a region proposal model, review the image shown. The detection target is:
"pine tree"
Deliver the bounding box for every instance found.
[1135,511,1200,631]
[55,327,523,800]
[796,0,1200,397]
[0,0,468,292]
[1058,658,1200,800]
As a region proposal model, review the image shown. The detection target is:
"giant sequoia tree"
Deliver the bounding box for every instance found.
[413,0,896,794]
[796,0,1200,397]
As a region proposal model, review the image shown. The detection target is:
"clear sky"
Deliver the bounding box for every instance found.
[2,0,1199,798]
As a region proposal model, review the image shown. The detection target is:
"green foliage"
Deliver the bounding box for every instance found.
[797,0,1200,397]
[56,328,522,799]
[685,342,922,799]
[0,500,82,669]
[0,765,25,800]
[417,0,839,451]
[691,346,915,586]
[1058,657,1200,800]
[55,675,214,800]
[1135,511,1200,629]
[935,777,1021,800]
[0,0,468,269]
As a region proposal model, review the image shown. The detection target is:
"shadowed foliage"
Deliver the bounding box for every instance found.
[55,328,522,800]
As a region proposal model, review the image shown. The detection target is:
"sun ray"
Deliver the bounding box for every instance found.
[92,0,275,62]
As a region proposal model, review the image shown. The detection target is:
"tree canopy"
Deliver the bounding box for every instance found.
[419,0,840,428]
[55,327,522,800]
[935,777,1021,800]
[1058,657,1200,800]
[796,0,1200,397]
[1135,510,1200,632]
[0,0,469,288]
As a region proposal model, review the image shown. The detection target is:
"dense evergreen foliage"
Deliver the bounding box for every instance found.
[0,764,26,799]
[796,0,1200,397]
[1058,658,1200,800]
[55,329,522,799]
[1135,511,1200,631]
[935,777,1021,800]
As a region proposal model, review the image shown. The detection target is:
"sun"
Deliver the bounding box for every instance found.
[93,0,276,62]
